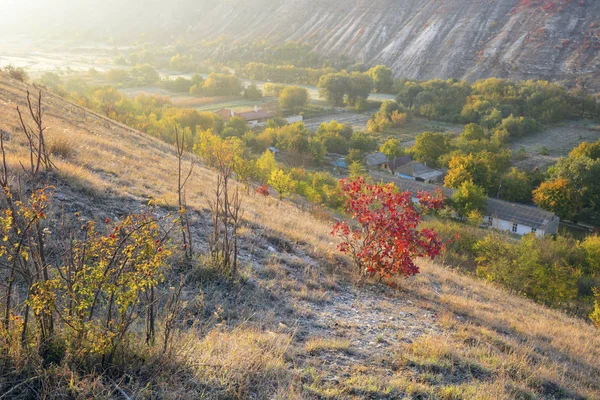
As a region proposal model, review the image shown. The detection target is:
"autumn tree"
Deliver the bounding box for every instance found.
[256,150,278,182]
[380,139,404,160]
[269,169,297,201]
[533,179,580,219]
[332,178,445,278]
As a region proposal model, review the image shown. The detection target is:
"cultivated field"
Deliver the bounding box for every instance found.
[511,120,600,170]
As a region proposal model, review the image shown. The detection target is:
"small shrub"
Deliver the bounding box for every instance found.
[48,134,75,159]
[3,65,28,82]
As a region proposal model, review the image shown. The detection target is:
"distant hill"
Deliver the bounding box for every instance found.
[185,0,599,88]
[5,1,599,88]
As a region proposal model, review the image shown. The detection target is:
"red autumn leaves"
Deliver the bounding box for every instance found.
[332,177,446,279]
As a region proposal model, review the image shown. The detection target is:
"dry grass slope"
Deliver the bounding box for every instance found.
[0,74,598,399]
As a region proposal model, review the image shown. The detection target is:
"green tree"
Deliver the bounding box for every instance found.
[411,132,453,168]
[348,161,364,179]
[367,65,394,93]
[349,132,378,154]
[346,72,373,106]
[279,86,309,110]
[318,73,350,107]
[223,116,249,138]
[499,168,532,203]
[244,83,263,100]
[130,64,160,86]
[309,138,327,165]
[452,181,487,218]
[380,139,404,160]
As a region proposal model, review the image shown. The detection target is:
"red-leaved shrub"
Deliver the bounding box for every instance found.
[332,177,446,278]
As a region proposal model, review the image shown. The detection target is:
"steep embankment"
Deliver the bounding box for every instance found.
[189,0,600,87]
[0,76,599,398]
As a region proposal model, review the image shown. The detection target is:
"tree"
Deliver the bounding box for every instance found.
[243,83,263,100]
[475,233,579,307]
[202,73,242,96]
[499,168,532,203]
[348,161,364,179]
[411,132,453,168]
[309,138,327,165]
[225,116,250,138]
[452,181,487,218]
[445,154,492,192]
[130,64,160,86]
[570,140,600,160]
[346,72,373,106]
[460,123,486,142]
[256,150,278,182]
[269,169,297,200]
[318,73,350,107]
[349,132,378,154]
[380,139,404,160]
[279,86,309,111]
[548,154,600,210]
[367,65,394,93]
[331,177,445,278]
[533,179,580,219]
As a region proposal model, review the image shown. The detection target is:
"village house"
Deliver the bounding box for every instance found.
[364,152,389,169]
[215,106,276,128]
[388,156,445,184]
[394,179,560,237]
[215,107,303,128]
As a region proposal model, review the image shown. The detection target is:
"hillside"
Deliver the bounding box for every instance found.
[192,0,599,87]
[6,0,599,88]
[0,74,599,398]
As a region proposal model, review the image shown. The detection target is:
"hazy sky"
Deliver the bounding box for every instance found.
[2,0,176,34]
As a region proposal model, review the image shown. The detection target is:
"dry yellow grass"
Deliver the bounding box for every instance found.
[305,337,351,354]
[1,74,598,399]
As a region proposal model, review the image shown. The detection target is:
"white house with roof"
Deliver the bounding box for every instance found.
[393,179,560,237]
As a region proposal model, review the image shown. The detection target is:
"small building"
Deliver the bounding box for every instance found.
[364,152,389,169]
[285,115,304,124]
[393,179,560,237]
[215,106,276,128]
[395,161,445,184]
[268,146,280,155]
[333,158,348,169]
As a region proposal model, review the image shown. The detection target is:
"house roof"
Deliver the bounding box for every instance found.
[236,109,276,121]
[394,161,444,181]
[333,159,348,168]
[365,152,388,166]
[392,178,558,230]
[387,156,413,171]
[215,108,275,123]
